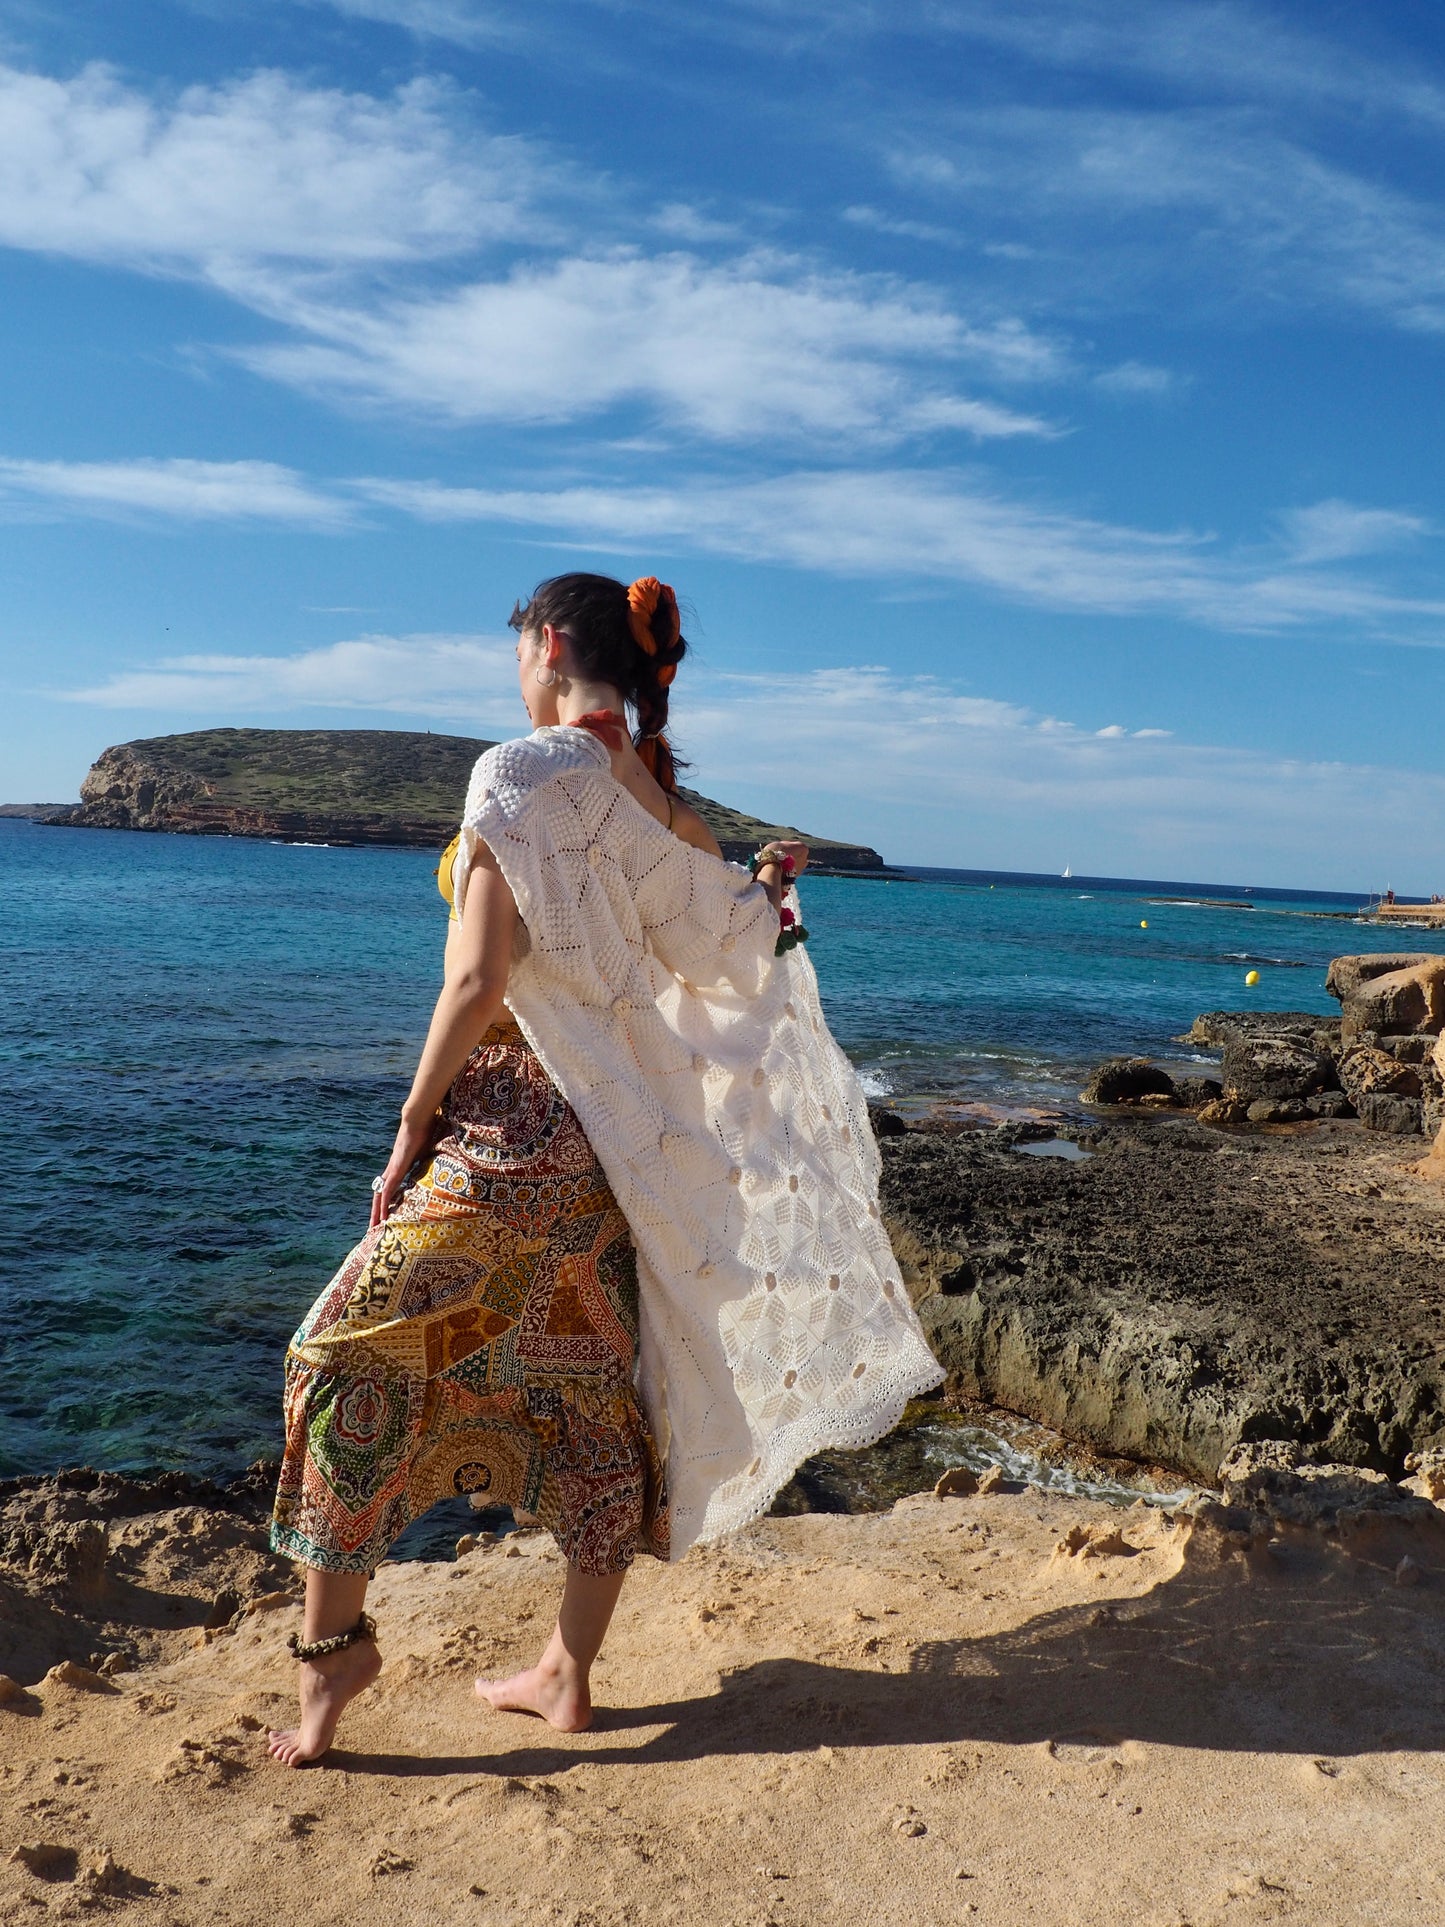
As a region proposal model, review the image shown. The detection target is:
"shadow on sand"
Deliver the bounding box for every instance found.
[334,1534,1445,1780]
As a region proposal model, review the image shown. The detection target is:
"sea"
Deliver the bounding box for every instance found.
[4,815,1440,1499]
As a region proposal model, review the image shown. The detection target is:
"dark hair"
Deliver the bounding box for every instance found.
[509,571,687,790]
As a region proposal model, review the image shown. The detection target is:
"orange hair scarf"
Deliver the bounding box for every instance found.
[626,577,679,690]
[627,576,680,789]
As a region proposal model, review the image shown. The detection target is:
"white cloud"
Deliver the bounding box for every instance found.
[298,0,507,44]
[358,468,1194,611]
[887,105,1445,334]
[54,635,1445,884]
[64,633,518,716]
[842,204,966,249]
[674,662,1445,886]
[236,251,1061,442]
[590,0,1445,136]
[1280,499,1429,566]
[357,468,1445,634]
[1095,360,1174,396]
[902,0,1445,128]
[0,63,552,271]
[11,449,1441,643]
[650,202,750,245]
[290,0,1416,118]
[0,60,1063,447]
[901,396,1059,439]
[0,456,352,527]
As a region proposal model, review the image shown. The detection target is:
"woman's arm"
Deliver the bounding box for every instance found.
[668,795,724,860]
[368,840,519,1228]
[753,838,809,913]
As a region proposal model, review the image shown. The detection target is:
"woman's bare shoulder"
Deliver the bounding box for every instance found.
[669,795,724,860]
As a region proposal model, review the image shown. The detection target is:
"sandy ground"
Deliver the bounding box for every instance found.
[5,1482,1445,1927]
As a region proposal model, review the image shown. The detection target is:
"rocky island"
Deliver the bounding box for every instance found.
[39,728,888,871]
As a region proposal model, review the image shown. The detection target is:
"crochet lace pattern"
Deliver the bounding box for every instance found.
[454,728,943,1555]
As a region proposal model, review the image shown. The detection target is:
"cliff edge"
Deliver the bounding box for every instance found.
[5,1472,1445,1926]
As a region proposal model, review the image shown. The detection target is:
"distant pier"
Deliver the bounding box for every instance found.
[1370,899,1445,928]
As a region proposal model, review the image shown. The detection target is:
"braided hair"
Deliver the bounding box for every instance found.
[508,571,686,790]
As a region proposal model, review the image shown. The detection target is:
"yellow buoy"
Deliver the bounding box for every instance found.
[1140,919,1148,928]
[1245,969,1260,987]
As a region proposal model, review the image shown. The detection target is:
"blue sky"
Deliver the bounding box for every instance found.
[3,0,1445,888]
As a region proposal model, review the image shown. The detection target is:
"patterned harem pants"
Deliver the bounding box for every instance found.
[270,1015,670,1575]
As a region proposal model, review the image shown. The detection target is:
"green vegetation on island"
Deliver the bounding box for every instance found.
[44,729,886,870]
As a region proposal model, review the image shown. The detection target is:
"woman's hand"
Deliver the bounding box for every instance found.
[756,839,810,911]
[369,1112,437,1230]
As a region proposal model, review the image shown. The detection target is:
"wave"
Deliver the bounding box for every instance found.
[1144,896,1257,910]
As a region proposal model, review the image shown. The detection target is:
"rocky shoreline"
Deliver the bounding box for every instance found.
[7,909,1445,1922]
[883,1112,1445,1484]
[1077,950,1445,1142]
[877,948,1445,1487]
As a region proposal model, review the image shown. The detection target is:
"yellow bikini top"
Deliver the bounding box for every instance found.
[436,833,461,920]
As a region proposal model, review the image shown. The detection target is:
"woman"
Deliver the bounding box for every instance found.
[267,572,941,1767]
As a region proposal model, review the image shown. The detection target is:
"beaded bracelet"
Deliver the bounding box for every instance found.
[748,845,795,880]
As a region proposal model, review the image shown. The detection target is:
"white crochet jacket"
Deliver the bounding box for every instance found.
[454,727,943,1554]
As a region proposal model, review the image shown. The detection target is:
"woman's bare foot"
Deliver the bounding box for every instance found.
[474,1659,593,1733]
[267,1639,382,1767]
[476,1564,625,1734]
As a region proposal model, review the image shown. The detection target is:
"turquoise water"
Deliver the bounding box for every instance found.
[788,863,1406,1115]
[3,815,1438,1481]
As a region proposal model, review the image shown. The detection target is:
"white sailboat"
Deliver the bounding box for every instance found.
[1062,865,1072,879]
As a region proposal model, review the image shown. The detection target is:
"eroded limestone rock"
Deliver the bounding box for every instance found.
[1217,1440,1443,1534]
[1222,1034,1334,1105]
[0,1519,107,1604]
[1328,953,1445,1042]
[1082,1059,1177,1106]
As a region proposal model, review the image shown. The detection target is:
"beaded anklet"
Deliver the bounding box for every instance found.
[287,1611,377,1662]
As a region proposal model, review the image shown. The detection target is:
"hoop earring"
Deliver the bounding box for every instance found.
[534,665,557,687]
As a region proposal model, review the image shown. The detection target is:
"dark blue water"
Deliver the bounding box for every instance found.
[3,817,1438,1480]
